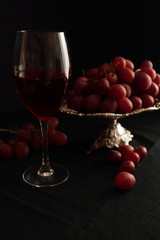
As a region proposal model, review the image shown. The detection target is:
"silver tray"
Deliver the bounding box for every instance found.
[60,100,160,153]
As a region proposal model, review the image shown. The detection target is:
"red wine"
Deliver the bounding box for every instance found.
[14,71,71,120]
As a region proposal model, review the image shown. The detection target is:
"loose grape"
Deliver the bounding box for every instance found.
[9,138,16,146]
[16,128,32,143]
[112,56,126,72]
[123,151,140,165]
[133,71,152,92]
[14,141,29,159]
[114,172,136,190]
[130,96,142,110]
[134,146,147,159]
[117,97,133,113]
[106,150,122,163]
[108,84,126,100]
[31,133,42,150]
[99,98,117,113]
[48,116,59,130]
[48,129,56,146]
[0,143,14,160]
[118,145,134,156]
[53,130,67,146]
[0,139,4,145]
[118,67,135,84]
[119,160,135,173]
[22,122,35,132]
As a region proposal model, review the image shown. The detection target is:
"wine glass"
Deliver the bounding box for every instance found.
[13,30,71,187]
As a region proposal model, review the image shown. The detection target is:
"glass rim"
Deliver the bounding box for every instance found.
[17,30,65,34]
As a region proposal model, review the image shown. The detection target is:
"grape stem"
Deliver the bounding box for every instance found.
[0,128,17,134]
[0,128,40,134]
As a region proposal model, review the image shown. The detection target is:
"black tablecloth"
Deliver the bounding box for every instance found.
[1,109,160,239]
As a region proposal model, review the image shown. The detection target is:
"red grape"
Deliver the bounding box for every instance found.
[153,73,160,85]
[140,60,153,69]
[114,172,136,190]
[95,78,110,96]
[112,56,126,72]
[93,94,101,103]
[106,150,122,163]
[156,88,160,100]
[16,128,32,143]
[130,96,142,110]
[146,82,159,97]
[14,141,29,159]
[125,59,134,70]
[84,94,101,112]
[66,90,77,106]
[140,94,154,108]
[98,63,112,77]
[86,68,98,79]
[117,97,133,113]
[99,98,117,113]
[69,94,84,111]
[108,84,126,100]
[118,144,134,156]
[119,160,135,173]
[48,129,56,146]
[133,71,152,92]
[123,151,140,165]
[134,146,147,159]
[107,72,118,85]
[118,67,135,84]
[53,130,67,146]
[9,138,16,146]
[22,122,35,132]
[0,139,4,145]
[121,84,132,97]
[142,67,156,80]
[0,143,14,160]
[48,116,59,130]
[31,133,42,150]
[72,77,89,93]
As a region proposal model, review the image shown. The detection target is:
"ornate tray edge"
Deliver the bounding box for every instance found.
[60,100,160,119]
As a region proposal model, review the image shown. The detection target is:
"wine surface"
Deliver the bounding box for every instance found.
[14,71,71,120]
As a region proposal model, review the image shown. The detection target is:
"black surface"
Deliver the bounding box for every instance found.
[1,109,160,239]
[1,1,160,113]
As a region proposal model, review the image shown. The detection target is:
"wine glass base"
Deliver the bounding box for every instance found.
[22,163,69,188]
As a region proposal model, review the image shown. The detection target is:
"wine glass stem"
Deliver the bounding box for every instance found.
[38,120,54,177]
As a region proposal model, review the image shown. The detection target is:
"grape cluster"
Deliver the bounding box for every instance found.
[0,117,67,160]
[106,144,147,190]
[66,57,160,114]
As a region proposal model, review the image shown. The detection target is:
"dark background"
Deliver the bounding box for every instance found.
[1,0,160,113]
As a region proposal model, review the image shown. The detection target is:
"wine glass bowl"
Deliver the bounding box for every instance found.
[13,30,71,187]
